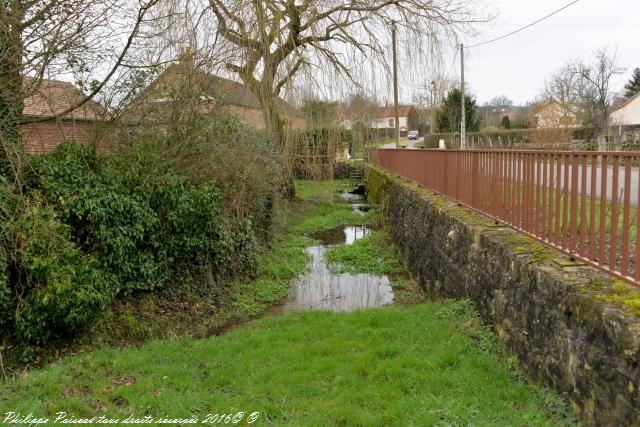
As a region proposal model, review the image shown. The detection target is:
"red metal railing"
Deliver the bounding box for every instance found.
[370,148,640,288]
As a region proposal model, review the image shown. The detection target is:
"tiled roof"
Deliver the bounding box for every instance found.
[146,64,304,118]
[22,77,108,121]
[376,105,413,119]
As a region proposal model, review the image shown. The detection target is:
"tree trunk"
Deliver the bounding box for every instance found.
[254,83,296,197]
[0,1,24,178]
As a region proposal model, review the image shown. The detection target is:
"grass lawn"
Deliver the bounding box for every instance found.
[326,231,400,276]
[0,303,572,426]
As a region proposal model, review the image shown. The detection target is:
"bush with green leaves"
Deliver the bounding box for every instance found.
[10,201,109,345]
[0,142,259,345]
[128,112,280,244]
[0,177,15,329]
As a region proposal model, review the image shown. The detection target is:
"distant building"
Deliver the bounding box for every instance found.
[372,105,417,136]
[528,100,580,128]
[130,61,306,130]
[21,78,110,154]
[610,92,640,141]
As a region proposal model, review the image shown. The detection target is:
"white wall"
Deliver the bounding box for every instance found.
[611,96,640,126]
[374,116,409,130]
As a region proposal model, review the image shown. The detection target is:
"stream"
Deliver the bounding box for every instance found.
[272,189,395,314]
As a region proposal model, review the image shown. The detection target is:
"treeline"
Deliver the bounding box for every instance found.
[0,112,280,355]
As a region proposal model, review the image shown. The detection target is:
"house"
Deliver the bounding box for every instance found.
[528,100,580,128]
[609,92,640,141]
[373,105,417,136]
[130,61,306,130]
[21,78,110,154]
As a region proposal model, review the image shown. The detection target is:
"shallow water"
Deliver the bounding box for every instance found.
[335,192,365,203]
[272,246,394,314]
[311,225,371,245]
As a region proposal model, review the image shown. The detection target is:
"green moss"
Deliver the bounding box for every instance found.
[591,278,640,318]
[502,232,558,263]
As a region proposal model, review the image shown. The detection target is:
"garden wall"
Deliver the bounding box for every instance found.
[367,167,640,426]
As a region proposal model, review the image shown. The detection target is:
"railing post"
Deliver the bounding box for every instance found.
[471,152,479,208]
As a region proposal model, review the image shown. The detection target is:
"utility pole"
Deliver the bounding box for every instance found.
[460,43,466,150]
[431,80,436,134]
[392,21,400,149]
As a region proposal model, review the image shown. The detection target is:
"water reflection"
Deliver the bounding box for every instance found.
[335,192,364,203]
[312,225,371,245]
[275,246,394,314]
[344,225,370,245]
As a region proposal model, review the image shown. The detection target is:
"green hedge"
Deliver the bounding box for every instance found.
[1,144,258,345]
[422,127,598,149]
[289,125,352,146]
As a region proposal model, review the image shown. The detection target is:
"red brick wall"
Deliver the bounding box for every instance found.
[21,119,110,155]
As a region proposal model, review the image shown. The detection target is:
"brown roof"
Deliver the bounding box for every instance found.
[376,105,413,119]
[22,77,108,121]
[145,64,303,118]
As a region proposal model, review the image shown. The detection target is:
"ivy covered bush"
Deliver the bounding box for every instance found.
[1,142,260,345]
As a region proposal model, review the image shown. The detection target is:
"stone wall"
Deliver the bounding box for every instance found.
[367,167,640,426]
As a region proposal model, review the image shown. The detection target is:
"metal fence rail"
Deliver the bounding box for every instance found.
[370,148,640,288]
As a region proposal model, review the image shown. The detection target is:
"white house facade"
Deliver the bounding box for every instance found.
[373,105,414,134]
[610,92,640,127]
[610,92,640,142]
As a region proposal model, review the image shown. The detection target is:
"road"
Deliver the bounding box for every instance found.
[533,162,640,207]
[380,136,423,150]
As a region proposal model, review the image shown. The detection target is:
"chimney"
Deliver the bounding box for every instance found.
[177,47,195,69]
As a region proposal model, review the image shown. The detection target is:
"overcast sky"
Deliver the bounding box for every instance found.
[439,0,640,106]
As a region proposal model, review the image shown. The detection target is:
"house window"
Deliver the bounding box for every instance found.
[388,118,395,128]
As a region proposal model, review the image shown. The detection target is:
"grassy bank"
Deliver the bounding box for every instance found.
[0,179,574,425]
[0,303,573,426]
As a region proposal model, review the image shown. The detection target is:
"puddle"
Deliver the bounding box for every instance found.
[335,184,367,203]
[311,225,371,245]
[272,246,394,314]
[272,183,393,315]
[335,192,364,203]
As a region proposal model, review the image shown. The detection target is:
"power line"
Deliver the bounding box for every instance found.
[466,0,582,48]
[484,23,640,28]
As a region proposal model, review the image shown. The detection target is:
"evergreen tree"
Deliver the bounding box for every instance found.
[435,89,479,133]
[501,115,511,129]
[624,68,640,98]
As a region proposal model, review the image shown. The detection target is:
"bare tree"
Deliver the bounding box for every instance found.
[0,0,161,175]
[572,48,625,131]
[542,49,625,132]
[203,1,482,150]
[342,92,377,126]
[542,64,585,126]
[489,95,512,107]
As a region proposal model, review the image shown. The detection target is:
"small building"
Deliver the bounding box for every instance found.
[21,78,110,154]
[528,100,580,128]
[373,105,417,136]
[131,62,306,130]
[609,92,640,142]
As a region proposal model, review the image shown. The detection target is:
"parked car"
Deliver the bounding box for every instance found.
[408,130,419,140]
